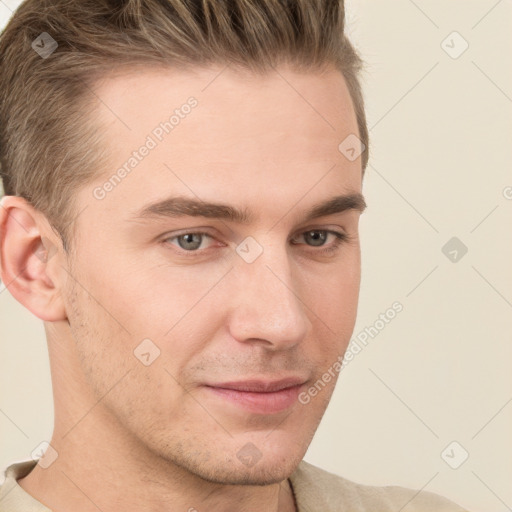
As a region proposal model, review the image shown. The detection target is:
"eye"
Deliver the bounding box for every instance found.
[291,229,348,254]
[295,230,334,246]
[164,231,215,252]
[161,229,349,258]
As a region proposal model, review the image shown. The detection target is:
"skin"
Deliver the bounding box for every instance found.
[0,63,365,512]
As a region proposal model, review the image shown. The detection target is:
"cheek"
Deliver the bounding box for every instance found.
[68,283,130,359]
[306,258,360,319]
[65,275,191,430]
[66,247,227,387]
[110,255,231,340]
[303,263,361,362]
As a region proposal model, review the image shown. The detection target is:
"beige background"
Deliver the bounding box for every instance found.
[1,1,511,510]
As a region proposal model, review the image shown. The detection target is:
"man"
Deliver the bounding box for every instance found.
[0,0,470,510]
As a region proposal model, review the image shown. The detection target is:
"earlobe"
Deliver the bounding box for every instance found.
[0,195,67,322]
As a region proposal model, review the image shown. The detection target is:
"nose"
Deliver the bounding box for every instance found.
[227,242,310,351]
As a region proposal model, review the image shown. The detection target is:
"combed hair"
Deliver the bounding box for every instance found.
[0,0,368,249]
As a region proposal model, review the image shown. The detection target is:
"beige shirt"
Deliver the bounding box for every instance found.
[0,458,470,511]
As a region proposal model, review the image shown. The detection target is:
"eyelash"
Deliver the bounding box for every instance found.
[162,229,349,258]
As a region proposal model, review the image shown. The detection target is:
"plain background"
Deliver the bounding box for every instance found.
[1,1,511,511]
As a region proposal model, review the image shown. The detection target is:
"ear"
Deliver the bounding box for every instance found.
[0,195,67,321]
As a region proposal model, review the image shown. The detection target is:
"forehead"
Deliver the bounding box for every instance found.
[83,64,362,222]
[91,63,358,150]
[93,62,356,119]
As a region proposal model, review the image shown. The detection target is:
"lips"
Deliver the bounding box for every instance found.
[207,377,306,393]
[203,377,307,414]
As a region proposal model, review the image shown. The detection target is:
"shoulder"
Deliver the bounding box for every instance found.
[0,460,51,512]
[289,460,471,512]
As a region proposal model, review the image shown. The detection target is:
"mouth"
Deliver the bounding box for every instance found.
[203,377,307,415]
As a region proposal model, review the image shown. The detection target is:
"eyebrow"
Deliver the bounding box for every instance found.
[130,192,366,224]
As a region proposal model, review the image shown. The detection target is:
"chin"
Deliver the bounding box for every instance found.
[160,441,305,486]
[194,455,302,486]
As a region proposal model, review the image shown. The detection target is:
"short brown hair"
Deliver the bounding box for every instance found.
[0,0,368,250]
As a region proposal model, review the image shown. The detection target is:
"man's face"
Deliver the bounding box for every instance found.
[58,64,364,484]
